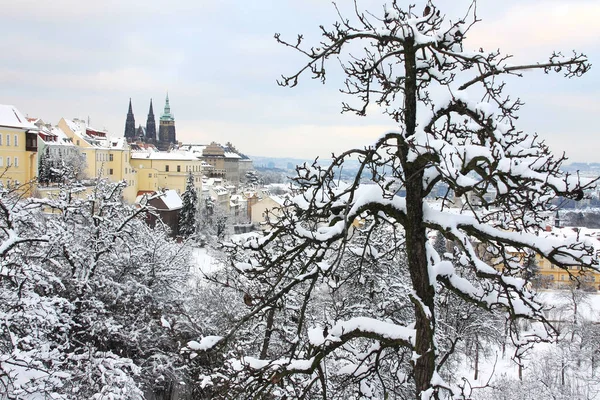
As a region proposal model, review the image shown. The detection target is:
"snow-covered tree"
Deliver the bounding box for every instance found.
[205,1,596,399]
[179,172,198,237]
[198,195,228,241]
[0,179,197,398]
[38,147,52,185]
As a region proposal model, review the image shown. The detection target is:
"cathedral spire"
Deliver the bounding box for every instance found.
[124,98,136,142]
[163,93,171,117]
[146,98,157,143]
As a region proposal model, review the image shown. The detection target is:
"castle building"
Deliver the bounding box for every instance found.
[158,94,176,151]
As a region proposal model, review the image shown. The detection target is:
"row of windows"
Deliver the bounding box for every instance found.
[0,157,18,167]
[165,165,202,173]
[0,134,19,147]
[96,153,114,162]
[186,165,201,172]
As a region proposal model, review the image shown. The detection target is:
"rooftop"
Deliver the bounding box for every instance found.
[0,105,37,130]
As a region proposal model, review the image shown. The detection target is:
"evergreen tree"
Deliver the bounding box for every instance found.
[38,147,51,185]
[179,172,198,237]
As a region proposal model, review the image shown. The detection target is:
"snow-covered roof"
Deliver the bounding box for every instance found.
[211,186,229,196]
[269,195,286,206]
[161,190,183,210]
[224,152,242,159]
[0,105,36,130]
[180,144,207,154]
[40,126,77,147]
[62,118,111,148]
[131,151,198,161]
[109,137,127,150]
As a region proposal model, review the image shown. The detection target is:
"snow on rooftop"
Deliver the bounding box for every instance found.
[131,151,198,161]
[0,105,36,130]
[161,190,183,210]
[268,195,286,206]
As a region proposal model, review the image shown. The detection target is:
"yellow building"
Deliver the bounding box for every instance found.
[0,105,38,191]
[58,118,139,203]
[131,150,202,196]
[535,227,600,290]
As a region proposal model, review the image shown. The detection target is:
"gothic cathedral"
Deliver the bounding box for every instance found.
[124,95,176,151]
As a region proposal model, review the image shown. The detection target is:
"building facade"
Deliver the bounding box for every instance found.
[0,105,38,191]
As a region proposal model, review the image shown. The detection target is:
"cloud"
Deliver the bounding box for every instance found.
[466,1,600,56]
[3,0,219,21]
[0,67,159,92]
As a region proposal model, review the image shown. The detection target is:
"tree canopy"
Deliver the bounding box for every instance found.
[203,1,597,399]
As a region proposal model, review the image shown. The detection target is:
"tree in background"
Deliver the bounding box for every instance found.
[38,147,52,185]
[179,172,198,238]
[206,1,595,398]
[198,195,229,241]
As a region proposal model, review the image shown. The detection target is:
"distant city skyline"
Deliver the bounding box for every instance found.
[1,0,598,161]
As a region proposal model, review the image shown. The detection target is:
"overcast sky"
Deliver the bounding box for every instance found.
[2,0,599,161]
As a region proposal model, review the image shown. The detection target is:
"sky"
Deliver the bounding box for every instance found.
[1,0,599,161]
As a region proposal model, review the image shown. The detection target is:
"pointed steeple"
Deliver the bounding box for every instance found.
[124,98,136,141]
[164,93,170,114]
[146,98,157,143]
[161,93,173,121]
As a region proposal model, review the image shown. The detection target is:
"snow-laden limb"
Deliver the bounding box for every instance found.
[216,1,594,398]
[187,336,224,351]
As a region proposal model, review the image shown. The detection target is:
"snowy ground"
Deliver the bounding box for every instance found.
[191,247,220,277]
[456,290,600,397]
[188,247,600,396]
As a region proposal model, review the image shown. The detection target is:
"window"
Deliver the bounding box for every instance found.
[0,157,3,167]
[14,135,18,147]
[0,133,2,145]
[14,157,18,167]
[177,165,181,172]
[6,158,10,167]
[165,165,169,172]
[109,168,113,175]
[109,154,114,162]
[6,135,10,146]
[77,140,80,146]
[148,173,152,178]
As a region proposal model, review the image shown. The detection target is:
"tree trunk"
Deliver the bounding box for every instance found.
[260,307,276,359]
[474,335,479,381]
[402,38,437,399]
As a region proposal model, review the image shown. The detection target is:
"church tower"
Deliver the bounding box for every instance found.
[146,99,157,143]
[124,98,136,142]
[158,93,176,151]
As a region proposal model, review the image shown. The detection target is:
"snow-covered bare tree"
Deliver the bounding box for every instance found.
[198,195,229,241]
[179,172,198,238]
[202,1,596,399]
[0,179,197,398]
